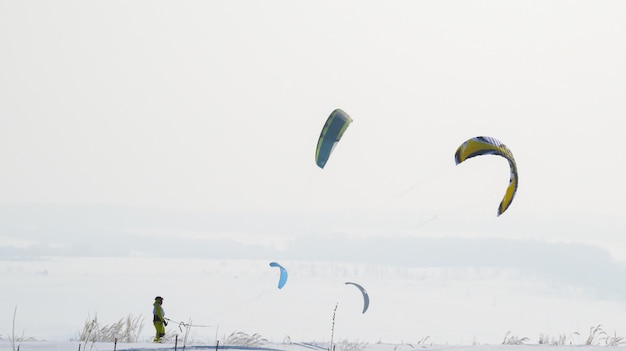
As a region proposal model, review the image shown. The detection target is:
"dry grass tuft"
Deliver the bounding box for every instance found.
[223,331,268,346]
[76,313,144,343]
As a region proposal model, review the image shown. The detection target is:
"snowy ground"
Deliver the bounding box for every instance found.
[2,257,626,349]
[3,341,626,351]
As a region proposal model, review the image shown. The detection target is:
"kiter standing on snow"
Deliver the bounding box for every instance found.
[153,296,167,342]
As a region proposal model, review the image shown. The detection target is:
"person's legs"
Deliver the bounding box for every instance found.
[153,321,165,342]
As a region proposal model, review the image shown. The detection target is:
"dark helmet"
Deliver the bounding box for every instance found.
[155,296,163,301]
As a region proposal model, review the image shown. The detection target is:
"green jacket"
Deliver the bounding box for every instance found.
[153,301,165,323]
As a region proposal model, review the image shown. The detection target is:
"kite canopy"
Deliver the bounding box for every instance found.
[345,281,369,313]
[269,262,288,289]
[454,136,518,216]
[315,109,353,169]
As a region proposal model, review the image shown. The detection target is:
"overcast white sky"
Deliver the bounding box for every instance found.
[1,1,625,258]
[2,1,626,344]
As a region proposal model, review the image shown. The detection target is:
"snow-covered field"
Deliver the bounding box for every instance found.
[3,340,626,351]
[2,257,626,350]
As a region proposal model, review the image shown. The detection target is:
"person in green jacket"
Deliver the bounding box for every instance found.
[153,296,167,342]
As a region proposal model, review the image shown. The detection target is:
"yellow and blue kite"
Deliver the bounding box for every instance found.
[455,136,519,216]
